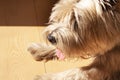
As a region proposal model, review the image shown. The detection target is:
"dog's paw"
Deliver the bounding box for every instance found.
[27,43,43,61]
[28,43,40,55]
[28,43,57,61]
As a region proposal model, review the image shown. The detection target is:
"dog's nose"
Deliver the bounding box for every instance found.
[47,34,56,44]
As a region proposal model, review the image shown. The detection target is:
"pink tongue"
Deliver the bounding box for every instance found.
[56,49,65,60]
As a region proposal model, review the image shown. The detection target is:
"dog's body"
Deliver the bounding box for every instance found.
[28,0,120,80]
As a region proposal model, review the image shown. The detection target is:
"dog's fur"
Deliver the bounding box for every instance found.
[28,0,120,80]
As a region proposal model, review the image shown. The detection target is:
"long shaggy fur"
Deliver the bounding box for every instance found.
[28,0,120,80]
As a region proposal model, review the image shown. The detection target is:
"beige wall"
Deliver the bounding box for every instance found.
[0,27,91,80]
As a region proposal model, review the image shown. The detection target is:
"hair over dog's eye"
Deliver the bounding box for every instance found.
[71,11,79,31]
[74,20,78,31]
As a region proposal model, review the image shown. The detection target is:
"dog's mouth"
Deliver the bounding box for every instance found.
[55,49,65,60]
[47,34,65,60]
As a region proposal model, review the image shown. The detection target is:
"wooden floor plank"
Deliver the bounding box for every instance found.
[0,27,45,80]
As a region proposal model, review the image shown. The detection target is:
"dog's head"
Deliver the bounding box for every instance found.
[44,0,120,59]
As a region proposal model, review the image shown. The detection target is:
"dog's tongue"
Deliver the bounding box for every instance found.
[56,49,65,60]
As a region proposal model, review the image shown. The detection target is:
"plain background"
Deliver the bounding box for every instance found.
[0,0,58,26]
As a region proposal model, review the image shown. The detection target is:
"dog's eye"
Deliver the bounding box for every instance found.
[71,11,79,31]
[74,20,78,31]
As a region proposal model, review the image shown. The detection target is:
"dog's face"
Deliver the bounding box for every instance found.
[44,0,120,58]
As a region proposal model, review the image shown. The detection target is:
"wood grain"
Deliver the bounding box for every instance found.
[0,27,91,80]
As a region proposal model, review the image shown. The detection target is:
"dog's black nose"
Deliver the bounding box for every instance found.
[47,34,56,44]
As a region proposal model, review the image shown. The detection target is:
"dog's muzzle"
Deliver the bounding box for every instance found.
[47,34,57,44]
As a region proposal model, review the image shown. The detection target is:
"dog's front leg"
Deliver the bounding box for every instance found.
[35,68,105,80]
[34,68,90,80]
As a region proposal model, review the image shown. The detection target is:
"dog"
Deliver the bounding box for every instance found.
[28,0,120,80]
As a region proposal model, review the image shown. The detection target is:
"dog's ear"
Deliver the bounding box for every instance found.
[98,0,118,11]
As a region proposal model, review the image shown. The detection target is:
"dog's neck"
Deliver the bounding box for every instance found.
[83,45,120,73]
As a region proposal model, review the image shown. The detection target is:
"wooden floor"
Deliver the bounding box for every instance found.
[0,27,91,80]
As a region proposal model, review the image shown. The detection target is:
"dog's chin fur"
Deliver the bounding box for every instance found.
[44,0,120,58]
[28,0,120,80]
